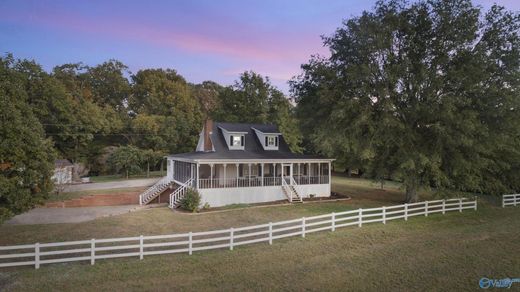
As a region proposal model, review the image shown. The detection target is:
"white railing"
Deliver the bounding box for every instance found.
[281,177,294,203]
[139,176,173,205]
[0,198,477,269]
[289,176,302,202]
[503,194,520,207]
[198,176,328,189]
[169,178,194,209]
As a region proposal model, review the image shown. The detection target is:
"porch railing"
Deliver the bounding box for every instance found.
[198,175,329,189]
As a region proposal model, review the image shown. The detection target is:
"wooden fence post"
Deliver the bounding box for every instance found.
[90,239,95,265]
[302,217,306,238]
[189,232,193,255]
[139,235,144,260]
[404,204,408,221]
[502,196,505,208]
[230,228,234,251]
[382,206,386,224]
[425,201,429,217]
[474,197,478,211]
[515,195,518,207]
[442,200,446,214]
[459,198,462,213]
[35,243,40,269]
[358,209,362,227]
[269,222,273,245]
[331,213,335,232]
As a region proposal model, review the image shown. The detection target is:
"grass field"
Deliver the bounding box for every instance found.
[0,176,518,291]
[89,171,166,183]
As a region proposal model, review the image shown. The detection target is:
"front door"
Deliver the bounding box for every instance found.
[281,163,292,184]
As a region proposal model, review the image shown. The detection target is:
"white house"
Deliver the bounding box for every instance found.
[52,159,73,184]
[139,120,334,208]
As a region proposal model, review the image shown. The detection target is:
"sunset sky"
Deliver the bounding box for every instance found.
[1,0,518,93]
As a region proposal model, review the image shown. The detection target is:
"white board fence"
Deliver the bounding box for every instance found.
[0,198,477,269]
[503,194,520,207]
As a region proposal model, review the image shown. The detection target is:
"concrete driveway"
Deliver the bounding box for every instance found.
[4,205,145,225]
[63,178,160,192]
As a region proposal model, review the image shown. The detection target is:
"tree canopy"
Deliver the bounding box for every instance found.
[292,0,520,201]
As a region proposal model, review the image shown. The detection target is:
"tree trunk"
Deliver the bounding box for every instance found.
[126,169,129,179]
[147,161,150,178]
[405,184,418,203]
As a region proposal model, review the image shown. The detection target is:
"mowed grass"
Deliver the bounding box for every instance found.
[0,176,519,291]
[89,171,166,183]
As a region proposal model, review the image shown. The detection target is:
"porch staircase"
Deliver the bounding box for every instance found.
[169,178,195,209]
[139,176,174,205]
[282,177,303,203]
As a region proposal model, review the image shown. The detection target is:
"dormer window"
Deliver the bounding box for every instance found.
[266,136,278,147]
[230,135,244,147]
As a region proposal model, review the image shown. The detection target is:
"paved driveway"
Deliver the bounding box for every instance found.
[5,205,144,225]
[63,178,160,192]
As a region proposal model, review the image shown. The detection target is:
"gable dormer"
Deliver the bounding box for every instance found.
[252,127,281,151]
[219,127,247,150]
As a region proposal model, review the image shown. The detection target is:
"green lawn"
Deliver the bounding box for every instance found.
[88,170,166,183]
[0,176,518,291]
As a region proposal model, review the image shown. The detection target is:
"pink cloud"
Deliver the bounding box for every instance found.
[1,9,328,64]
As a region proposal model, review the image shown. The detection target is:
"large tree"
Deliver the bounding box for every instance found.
[130,69,202,153]
[0,55,56,221]
[215,71,303,152]
[292,0,520,202]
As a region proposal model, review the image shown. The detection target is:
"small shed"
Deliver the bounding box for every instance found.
[52,159,73,184]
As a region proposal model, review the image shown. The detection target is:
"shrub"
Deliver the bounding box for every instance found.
[180,188,201,212]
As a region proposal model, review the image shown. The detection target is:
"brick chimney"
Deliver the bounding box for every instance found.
[203,119,213,152]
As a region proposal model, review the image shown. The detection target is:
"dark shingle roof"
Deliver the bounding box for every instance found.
[169,122,329,161]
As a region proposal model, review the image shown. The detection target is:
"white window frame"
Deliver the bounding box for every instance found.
[231,135,242,147]
[267,136,276,146]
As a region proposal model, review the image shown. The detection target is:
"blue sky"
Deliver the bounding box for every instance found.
[0,0,518,93]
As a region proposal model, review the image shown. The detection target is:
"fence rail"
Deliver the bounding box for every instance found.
[0,198,477,269]
[503,194,520,207]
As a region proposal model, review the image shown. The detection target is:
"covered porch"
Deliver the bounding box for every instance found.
[167,160,331,189]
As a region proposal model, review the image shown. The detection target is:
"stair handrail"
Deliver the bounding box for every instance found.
[169,178,195,208]
[289,176,302,202]
[139,176,173,205]
[281,178,294,203]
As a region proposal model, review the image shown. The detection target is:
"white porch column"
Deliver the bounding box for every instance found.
[328,162,331,185]
[318,163,321,184]
[210,164,214,188]
[223,164,227,188]
[308,162,311,184]
[261,163,264,186]
[196,163,199,189]
[236,163,239,188]
[248,163,251,187]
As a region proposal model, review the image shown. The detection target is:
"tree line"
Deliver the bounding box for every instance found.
[0,56,300,220]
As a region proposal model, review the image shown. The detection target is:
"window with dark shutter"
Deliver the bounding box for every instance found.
[229,135,233,146]
[265,136,268,147]
[275,137,278,147]
[241,135,244,146]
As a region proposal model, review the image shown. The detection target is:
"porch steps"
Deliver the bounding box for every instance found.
[139,176,174,205]
[282,179,303,203]
[169,178,195,209]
